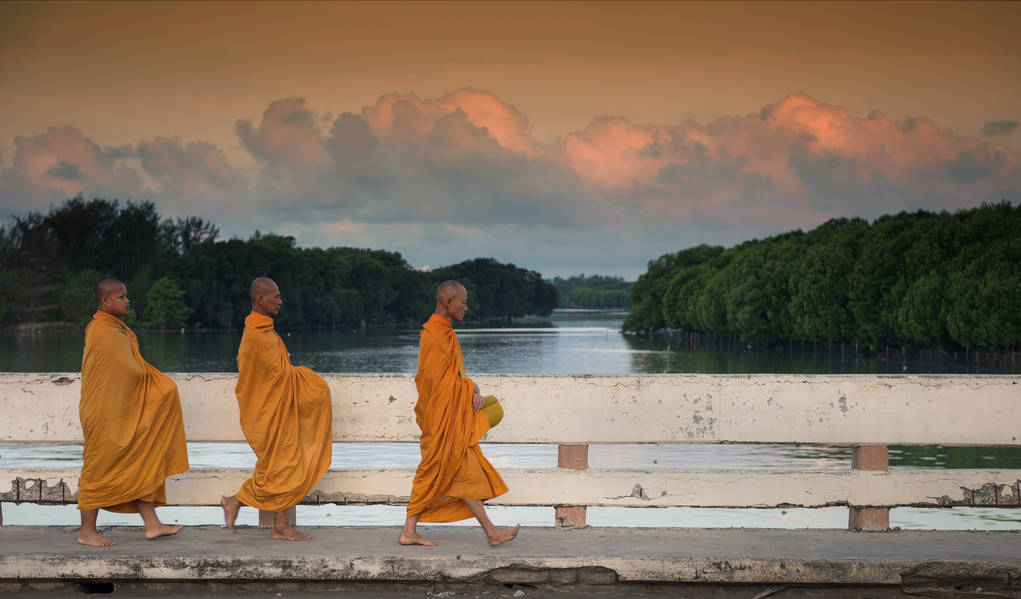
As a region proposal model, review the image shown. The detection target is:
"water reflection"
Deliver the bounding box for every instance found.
[4,309,1015,374]
[5,442,1021,472]
[624,331,1021,375]
[590,444,851,470]
[0,443,558,470]
[0,311,636,374]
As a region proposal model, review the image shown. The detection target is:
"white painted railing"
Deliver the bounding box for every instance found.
[2,373,1020,530]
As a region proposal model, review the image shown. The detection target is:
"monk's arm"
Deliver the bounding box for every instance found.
[462,375,484,412]
[81,326,144,440]
[421,329,480,413]
[89,326,143,387]
[239,332,283,376]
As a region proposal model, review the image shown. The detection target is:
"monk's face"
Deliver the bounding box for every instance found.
[255,283,283,316]
[100,284,131,318]
[448,288,469,322]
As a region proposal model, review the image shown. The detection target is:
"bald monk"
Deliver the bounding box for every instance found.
[399,280,520,547]
[220,277,332,541]
[77,278,189,547]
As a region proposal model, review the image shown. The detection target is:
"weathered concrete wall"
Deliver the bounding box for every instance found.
[2,373,1020,445]
[5,467,1020,508]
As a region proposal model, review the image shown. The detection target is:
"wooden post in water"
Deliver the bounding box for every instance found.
[555,444,588,528]
[849,445,889,531]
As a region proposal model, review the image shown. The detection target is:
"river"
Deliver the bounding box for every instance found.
[2,310,1019,530]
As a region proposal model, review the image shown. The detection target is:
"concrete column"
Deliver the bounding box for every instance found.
[557,444,589,470]
[849,445,889,532]
[555,444,588,528]
[259,507,296,529]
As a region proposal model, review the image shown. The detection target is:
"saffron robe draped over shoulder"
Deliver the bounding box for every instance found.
[407,314,508,522]
[234,311,333,511]
[78,310,189,513]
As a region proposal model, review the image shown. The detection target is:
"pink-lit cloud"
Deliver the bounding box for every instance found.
[1,90,1018,275]
[556,94,1019,227]
[362,88,533,155]
[0,126,145,211]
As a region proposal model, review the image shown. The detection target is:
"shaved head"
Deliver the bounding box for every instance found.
[94,278,125,306]
[94,278,130,318]
[250,277,278,302]
[250,277,283,317]
[436,280,465,303]
[434,280,469,322]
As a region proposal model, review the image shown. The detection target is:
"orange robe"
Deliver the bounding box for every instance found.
[234,311,332,511]
[407,314,508,522]
[78,311,189,513]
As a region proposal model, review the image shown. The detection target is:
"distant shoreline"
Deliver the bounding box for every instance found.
[0,310,607,335]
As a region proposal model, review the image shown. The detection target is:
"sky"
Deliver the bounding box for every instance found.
[1,1,1019,279]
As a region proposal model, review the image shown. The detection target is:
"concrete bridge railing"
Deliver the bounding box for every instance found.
[2,373,1020,531]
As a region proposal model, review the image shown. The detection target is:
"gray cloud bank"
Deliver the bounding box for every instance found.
[1,90,1018,277]
[983,120,1019,137]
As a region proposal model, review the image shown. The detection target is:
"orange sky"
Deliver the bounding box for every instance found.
[1,1,1019,276]
[3,1,1018,159]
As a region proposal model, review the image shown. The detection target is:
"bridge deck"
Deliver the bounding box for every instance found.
[1,526,1020,593]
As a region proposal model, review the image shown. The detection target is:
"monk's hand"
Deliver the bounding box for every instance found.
[472,392,485,412]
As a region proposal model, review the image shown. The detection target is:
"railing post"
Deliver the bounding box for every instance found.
[848,445,890,531]
[555,443,588,528]
[259,507,296,529]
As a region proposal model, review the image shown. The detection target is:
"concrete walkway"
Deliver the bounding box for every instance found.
[1,526,1020,594]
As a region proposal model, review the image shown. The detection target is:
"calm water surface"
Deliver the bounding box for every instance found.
[2,310,1018,529]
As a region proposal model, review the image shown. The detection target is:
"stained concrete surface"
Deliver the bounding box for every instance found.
[1,526,1019,597]
[0,580,917,598]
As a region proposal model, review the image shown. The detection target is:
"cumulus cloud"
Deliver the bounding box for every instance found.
[362,88,532,154]
[238,89,586,227]
[942,147,1009,183]
[550,94,1019,227]
[236,98,328,171]
[2,89,1019,275]
[0,125,146,213]
[0,126,250,218]
[137,136,248,210]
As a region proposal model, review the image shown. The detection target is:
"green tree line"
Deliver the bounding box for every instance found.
[623,202,1021,352]
[0,196,558,328]
[551,274,632,308]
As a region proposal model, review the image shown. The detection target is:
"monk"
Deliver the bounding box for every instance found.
[77,278,189,547]
[399,280,520,547]
[220,277,332,541]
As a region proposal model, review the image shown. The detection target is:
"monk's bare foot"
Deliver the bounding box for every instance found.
[145,523,183,540]
[486,524,520,547]
[78,531,116,547]
[220,496,241,533]
[271,525,311,541]
[398,531,438,546]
